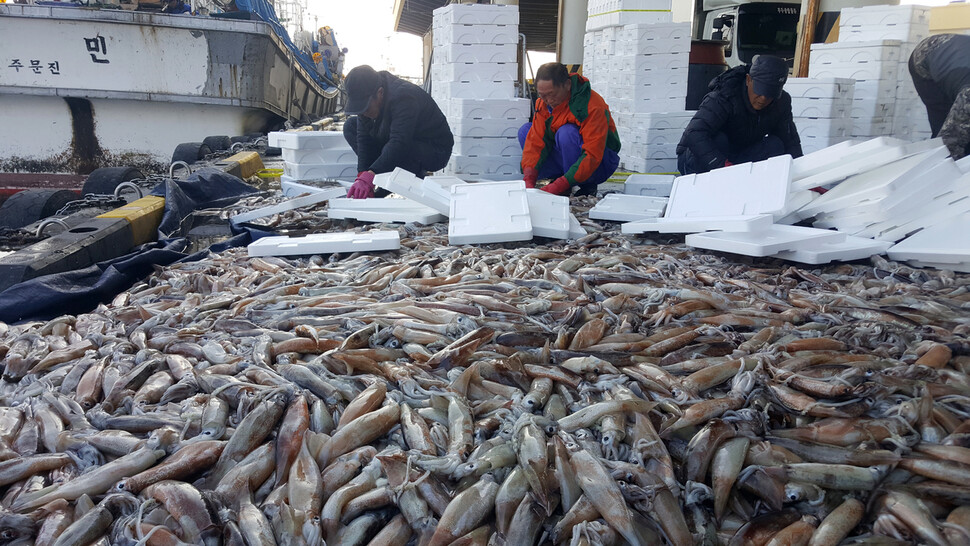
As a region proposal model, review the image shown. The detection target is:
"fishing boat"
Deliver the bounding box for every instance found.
[0,0,341,175]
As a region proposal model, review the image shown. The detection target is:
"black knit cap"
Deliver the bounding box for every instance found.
[343,65,381,115]
[749,55,789,99]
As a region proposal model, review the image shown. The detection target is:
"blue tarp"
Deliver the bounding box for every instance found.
[0,168,262,324]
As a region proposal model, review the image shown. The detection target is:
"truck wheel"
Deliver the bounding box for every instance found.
[81,166,145,196]
[171,142,212,164]
[0,189,79,229]
[202,135,232,152]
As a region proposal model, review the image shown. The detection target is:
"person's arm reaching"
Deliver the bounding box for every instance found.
[939,86,970,160]
[680,97,732,171]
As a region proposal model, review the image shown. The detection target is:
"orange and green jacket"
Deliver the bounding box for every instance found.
[521,74,621,186]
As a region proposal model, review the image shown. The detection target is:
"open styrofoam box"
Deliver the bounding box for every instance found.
[624,174,675,197]
[686,225,846,257]
[283,161,358,181]
[248,231,401,257]
[281,178,350,198]
[327,197,446,224]
[525,189,571,239]
[374,168,452,214]
[622,213,774,234]
[589,194,667,222]
[449,181,532,244]
[268,131,346,150]
[665,155,792,218]
[282,147,357,165]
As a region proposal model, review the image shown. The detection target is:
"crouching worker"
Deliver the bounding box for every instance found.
[342,65,454,198]
[909,34,970,160]
[519,62,621,196]
[676,55,802,175]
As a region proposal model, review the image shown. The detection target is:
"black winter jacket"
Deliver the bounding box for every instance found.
[355,71,454,174]
[676,65,802,173]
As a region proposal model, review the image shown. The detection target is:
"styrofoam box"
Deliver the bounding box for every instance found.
[850,99,895,119]
[615,53,689,72]
[791,97,850,119]
[269,131,345,150]
[452,136,521,157]
[587,11,672,31]
[625,142,677,159]
[281,178,351,198]
[793,138,941,194]
[231,188,344,225]
[283,161,357,181]
[624,174,675,196]
[433,80,515,99]
[895,84,920,101]
[608,69,685,89]
[887,212,970,264]
[852,79,898,103]
[525,189,571,239]
[873,179,970,242]
[281,147,357,165]
[327,198,446,225]
[449,118,520,138]
[622,213,774,234]
[839,4,930,28]
[449,180,532,245]
[665,155,792,218]
[784,77,855,99]
[809,40,901,65]
[436,43,517,64]
[623,157,680,174]
[621,22,690,42]
[839,26,928,44]
[796,117,850,139]
[248,231,401,257]
[616,38,689,56]
[589,194,667,222]
[616,111,694,131]
[621,127,682,146]
[612,82,686,102]
[686,225,845,257]
[449,98,531,120]
[374,168,452,214]
[446,155,521,177]
[590,0,672,12]
[808,62,898,82]
[850,117,893,137]
[432,3,519,26]
[774,236,892,264]
[431,62,517,83]
[432,24,518,46]
[612,97,687,114]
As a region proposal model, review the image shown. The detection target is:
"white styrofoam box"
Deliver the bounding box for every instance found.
[795,138,941,192]
[248,230,401,257]
[588,193,667,222]
[809,40,901,65]
[449,180,532,244]
[269,131,345,150]
[374,168,452,214]
[620,22,690,42]
[773,236,893,264]
[586,10,672,31]
[796,117,850,139]
[525,189,571,239]
[621,126,683,147]
[432,3,519,26]
[850,99,895,119]
[791,97,850,119]
[231,187,346,225]
[327,198,446,224]
[853,79,897,103]
[850,117,893,137]
[624,174,675,196]
[425,175,466,189]
[432,24,518,46]
[621,111,695,131]
[895,84,920,101]
[620,156,680,174]
[873,179,970,242]
[839,25,928,44]
[612,97,687,114]
[446,155,521,179]
[791,138,887,180]
[624,141,678,159]
[449,118,520,138]
[887,211,970,266]
[434,80,515,99]
[612,80,687,102]
[615,34,690,56]
[431,62,517,83]
[449,98,531,120]
[615,53,689,73]
[665,155,792,218]
[798,135,853,155]
[281,178,351,198]
[839,4,930,28]
[784,77,855,99]
[436,42,517,64]
[281,147,356,165]
[569,214,588,239]
[686,225,845,257]
[622,213,774,234]
[283,161,357,181]
[808,61,898,82]
[452,136,521,157]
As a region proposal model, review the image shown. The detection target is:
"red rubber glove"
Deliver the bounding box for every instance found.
[724,159,733,167]
[522,167,538,189]
[347,171,375,199]
[540,176,571,196]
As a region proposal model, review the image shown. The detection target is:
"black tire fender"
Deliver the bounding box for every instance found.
[171,142,212,164]
[0,189,79,229]
[81,166,144,196]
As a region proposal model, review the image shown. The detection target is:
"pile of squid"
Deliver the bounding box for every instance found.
[0,200,969,546]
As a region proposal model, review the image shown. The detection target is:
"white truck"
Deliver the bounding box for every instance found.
[696,0,802,68]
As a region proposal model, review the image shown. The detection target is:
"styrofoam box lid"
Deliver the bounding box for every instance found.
[873,181,970,243]
[791,140,858,180]
[686,225,846,257]
[281,178,351,198]
[887,212,970,263]
[248,231,401,257]
[269,131,346,150]
[589,194,667,222]
[374,168,452,214]
[432,3,519,25]
[327,198,446,224]
[790,136,912,191]
[449,180,533,245]
[231,188,345,225]
[665,155,792,218]
[449,98,531,120]
[784,77,855,98]
[773,236,892,264]
[621,213,774,234]
[525,189,571,239]
[624,174,675,195]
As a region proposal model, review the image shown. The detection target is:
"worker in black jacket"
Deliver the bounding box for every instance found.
[677,55,802,175]
[342,65,454,198]
[909,34,970,160]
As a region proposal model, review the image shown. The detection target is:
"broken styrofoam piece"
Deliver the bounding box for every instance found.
[621,214,774,234]
[449,181,532,244]
[268,131,345,149]
[327,198,446,224]
[624,174,675,197]
[525,189,571,239]
[374,168,451,214]
[773,236,892,264]
[281,178,350,198]
[887,211,970,267]
[231,188,345,225]
[568,214,587,239]
[791,138,941,191]
[589,194,667,222]
[665,156,792,218]
[685,225,846,257]
[248,230,401,257]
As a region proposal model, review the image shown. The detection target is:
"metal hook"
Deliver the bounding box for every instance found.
[114,181,144,200]
[36,217,70,238]
[169,161,191,179]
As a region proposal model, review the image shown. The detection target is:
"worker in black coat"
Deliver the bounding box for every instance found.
[676,55,802,175]
[342,65,454,198]
[909,34,970,160]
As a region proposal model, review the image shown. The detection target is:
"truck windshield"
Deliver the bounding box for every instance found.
[736,4,799,65]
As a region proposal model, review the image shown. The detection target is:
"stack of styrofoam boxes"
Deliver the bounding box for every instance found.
[611,23,690,116]
[785,78,855,154]
[269,131,358,184]
[586,0,673,32]
[430,3,527,181]
[614,111,694,174]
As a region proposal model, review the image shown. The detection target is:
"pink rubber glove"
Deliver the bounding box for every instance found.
[540,176,571,196]
[347,171,375,199]
[523,167,538,189]
[723,159,733,167]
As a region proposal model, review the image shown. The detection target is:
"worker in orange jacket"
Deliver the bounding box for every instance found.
[519,63,621,196]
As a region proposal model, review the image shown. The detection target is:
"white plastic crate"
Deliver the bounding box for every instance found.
[452,136,521,157]
[283,161,357,181]
[449,98,531,120]
[433,80,515,99]
[432,24,518,46]
[281,147,356,165]
[431,62,517,83]
[624,173,675,196]
[449,118,520,138]
[449,180,532,244]
[796,117,850,139]
[784,77,855,99]
[435,42,517,64]
[432,3,519,26]
[269,131,345,150]
[791,97,851,119]
[248,231,401,257]
[809,40,901,65]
